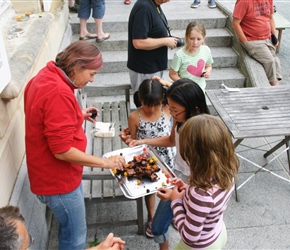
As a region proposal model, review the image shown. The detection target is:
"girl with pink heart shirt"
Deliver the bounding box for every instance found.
[170,21,214,93]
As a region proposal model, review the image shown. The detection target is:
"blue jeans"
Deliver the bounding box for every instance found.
[37,184,86,250]
[78,0,105,19]
[152,200,173,244]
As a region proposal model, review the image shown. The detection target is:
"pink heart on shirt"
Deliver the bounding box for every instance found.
[186,59,206,77]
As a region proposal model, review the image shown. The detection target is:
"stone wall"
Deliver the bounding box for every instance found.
[0,0,69,248]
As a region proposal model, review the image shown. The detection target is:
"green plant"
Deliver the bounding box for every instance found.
[88,234,101,247]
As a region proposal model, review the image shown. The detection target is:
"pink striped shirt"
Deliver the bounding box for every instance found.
[171,183,234,249]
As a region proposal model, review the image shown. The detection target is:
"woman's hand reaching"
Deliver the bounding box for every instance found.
[104,155,126,169]
[83,107,99,123]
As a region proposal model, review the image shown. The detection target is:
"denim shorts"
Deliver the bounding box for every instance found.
[78,0,105,19]
[37,184,86,250]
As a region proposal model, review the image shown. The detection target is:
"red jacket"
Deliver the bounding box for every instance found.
[24,61,86,195]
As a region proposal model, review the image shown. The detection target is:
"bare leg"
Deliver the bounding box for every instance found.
[145,194,155,223]
[80,18,97,38]
[94,18,110,39]
[270,80,279,86]
[69,0,75,7]
[160,241,169,250]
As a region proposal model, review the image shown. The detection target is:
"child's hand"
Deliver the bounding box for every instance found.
[152,75,172,88]
[172,178,187,191]
[156,187,172,201]
[170,185,185,201]
[128,139,144,147]
[119,128,132,145]
[201,67,212,79]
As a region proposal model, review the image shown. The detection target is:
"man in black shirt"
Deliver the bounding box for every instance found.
[127,0,177,105]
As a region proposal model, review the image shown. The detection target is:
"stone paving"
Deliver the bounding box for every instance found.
[48,1,290,249]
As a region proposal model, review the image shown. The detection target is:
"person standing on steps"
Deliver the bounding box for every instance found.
[169,21,214,93]
[78,0,110,42]
[232,0,282,86]
[127,0,178,107]
[191,0,216,9]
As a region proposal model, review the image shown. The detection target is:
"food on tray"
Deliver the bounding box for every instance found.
[112,147,160,182]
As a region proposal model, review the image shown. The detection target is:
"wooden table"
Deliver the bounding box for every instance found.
[206,86,290,200]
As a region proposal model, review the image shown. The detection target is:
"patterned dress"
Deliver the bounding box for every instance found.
[136,107,176,169]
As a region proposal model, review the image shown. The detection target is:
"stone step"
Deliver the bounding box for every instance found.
[69,1,228,33]
[71,27,232,51]
[68,0,246,100]
[89,67,244,97]
[84,46,238,74]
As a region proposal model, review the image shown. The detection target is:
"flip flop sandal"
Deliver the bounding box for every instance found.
[96,34,110,43]
[145,222,154,238]
[79,33,98,40]
[124,0,131,4]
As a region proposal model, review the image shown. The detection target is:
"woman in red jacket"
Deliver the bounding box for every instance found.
[24,40,125,250]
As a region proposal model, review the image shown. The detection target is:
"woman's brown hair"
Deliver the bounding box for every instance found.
[179,114,239,190]
[55,40,103,79]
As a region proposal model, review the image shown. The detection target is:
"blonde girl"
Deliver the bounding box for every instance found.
[170,21,214,93]
[167,114,239,249]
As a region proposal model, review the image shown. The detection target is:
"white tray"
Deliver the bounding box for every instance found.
[103,145,176,199]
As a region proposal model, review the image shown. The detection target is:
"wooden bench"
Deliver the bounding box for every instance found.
[273,12,290,53]
[76,86,144,235]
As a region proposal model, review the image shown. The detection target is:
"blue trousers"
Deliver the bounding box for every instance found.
[152,200,173,244]
[37,184,86,250]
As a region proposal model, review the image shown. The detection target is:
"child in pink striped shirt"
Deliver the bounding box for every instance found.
[161,114,239,249]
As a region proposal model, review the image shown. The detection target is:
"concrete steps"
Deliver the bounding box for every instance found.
[68,0,246,98]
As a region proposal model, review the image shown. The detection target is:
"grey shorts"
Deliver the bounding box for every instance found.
[129,69,163,93]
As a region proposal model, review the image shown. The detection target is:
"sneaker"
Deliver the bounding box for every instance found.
[208,0,216,8]
[191,0,200,8]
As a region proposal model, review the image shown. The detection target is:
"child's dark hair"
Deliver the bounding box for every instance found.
[138,79,166,107]
[166,78,210,130]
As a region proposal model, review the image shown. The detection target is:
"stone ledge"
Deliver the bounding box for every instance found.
[0,13,54,99]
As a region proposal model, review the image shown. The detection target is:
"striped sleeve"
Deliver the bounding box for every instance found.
[171,184,234,249]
